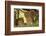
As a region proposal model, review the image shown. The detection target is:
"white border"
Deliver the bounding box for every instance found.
[11,5,42,31]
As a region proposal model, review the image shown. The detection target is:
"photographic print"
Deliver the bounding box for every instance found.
[5,1,45,35]
[14,8,39,27]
